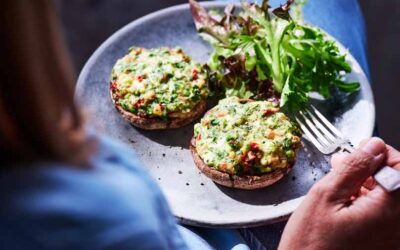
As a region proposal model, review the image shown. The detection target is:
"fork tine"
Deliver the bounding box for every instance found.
[311,105,343,138]
[295,116,325,152]
[299,111,331,147]
[304,108,337,143]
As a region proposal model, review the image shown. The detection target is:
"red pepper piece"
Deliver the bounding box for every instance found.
[110,81,118,92]
[133,98,145,108]
[263,107,280,116]
[250,142,259,152]
[192,69,198,80]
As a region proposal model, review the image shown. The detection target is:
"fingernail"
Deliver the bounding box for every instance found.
[362,137,385,156]
[372,153,385,165]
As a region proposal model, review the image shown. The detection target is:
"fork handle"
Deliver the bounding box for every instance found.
[374,167,400,192]
[340,144,400,192]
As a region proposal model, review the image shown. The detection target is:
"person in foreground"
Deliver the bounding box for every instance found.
[1,1,400,250]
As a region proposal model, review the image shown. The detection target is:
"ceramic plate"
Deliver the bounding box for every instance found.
[76,2,374,227]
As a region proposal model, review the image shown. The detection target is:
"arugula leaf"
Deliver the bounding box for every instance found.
[335,80,360,93]
[281,76,308,110]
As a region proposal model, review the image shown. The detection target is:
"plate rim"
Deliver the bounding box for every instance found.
[76,1,375,227]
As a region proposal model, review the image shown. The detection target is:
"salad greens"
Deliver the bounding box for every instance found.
[189,0,360,111]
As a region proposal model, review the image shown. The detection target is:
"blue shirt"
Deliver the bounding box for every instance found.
[0,136,190,250]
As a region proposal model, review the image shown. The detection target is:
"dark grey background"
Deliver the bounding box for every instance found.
[360,1,400,148]
[56,0,400,148]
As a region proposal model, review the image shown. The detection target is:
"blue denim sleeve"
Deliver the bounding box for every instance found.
[0,136,189,250]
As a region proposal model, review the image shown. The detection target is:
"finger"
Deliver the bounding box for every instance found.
[353,186,371,198]
[368,145,400,200]
[332,154,376,193]
[385,145,400,170]
[350,145,400,212]
[331,152,347,171]
[359,186,370,196]
[362,177,377,190]
[357,144,400,170]
[330,137,382,170]
[315,138,386,202]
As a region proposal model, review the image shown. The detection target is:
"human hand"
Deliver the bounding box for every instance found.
[278,137,400,250]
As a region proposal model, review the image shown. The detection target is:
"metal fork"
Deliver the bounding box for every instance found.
[295,105,400,192]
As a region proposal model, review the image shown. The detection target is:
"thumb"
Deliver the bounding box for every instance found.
[317,137,386,201]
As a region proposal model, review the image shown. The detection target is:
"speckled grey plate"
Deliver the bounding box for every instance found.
[76,2,374,228]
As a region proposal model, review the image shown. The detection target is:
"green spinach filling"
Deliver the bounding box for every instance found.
[194,97,300,175]
[111,47,208,118]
